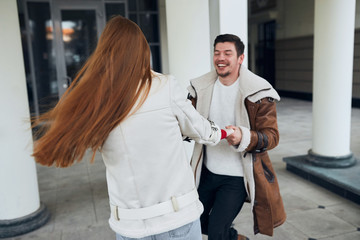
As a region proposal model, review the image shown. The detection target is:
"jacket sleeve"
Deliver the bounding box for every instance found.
[169,77,221,146]
[245,98,280,152]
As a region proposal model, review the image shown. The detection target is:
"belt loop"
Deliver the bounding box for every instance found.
[114,206,120,221]
[171,196,179,212]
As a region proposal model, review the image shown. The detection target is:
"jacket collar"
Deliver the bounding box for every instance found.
[190,65,278,99]
[189,65,280,118]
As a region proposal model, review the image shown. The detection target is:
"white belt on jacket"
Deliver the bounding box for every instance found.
[110,188,198,220]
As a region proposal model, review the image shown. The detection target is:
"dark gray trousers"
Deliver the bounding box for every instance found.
[198,166,247,240]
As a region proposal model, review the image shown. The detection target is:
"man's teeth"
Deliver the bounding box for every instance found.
[218,64,226,67]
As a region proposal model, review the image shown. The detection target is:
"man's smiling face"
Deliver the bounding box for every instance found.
[213,42,244,80]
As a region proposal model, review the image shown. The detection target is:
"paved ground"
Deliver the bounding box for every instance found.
[4,97,360,240]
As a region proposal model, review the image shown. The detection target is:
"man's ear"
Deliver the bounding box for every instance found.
[238,54,245,65]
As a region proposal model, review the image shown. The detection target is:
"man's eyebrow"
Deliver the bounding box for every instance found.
[214,49,234,52]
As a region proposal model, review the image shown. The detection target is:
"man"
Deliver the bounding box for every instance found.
[187,34,286,240]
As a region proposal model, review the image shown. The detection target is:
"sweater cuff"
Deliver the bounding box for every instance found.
[232,126,250,152]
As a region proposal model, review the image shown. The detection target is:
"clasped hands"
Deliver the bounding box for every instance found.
[224,125,242,146]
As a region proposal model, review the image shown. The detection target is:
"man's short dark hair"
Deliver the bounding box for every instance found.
[214,34,245,57]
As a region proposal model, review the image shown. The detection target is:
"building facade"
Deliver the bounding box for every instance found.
[247,0,360,106]
[17,0,360,118]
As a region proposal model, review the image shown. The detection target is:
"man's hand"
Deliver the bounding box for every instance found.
[225,125,242,146]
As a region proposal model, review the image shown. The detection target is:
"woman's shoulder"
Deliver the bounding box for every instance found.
[151,70,175,82]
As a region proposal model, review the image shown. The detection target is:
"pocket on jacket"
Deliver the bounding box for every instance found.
[261,159,275,183]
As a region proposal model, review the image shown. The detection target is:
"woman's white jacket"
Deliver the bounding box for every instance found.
[101,72,221,238]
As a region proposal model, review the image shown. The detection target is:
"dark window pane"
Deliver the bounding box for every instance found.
[139,14,159,42]
[150,45,161,72]
[138,0,157,11]
[61,10,97,80]
[106,3,126,21]
[27,2,58,113]
[129,14,137,24]
[18,2,33,113]
[129,0,137,11]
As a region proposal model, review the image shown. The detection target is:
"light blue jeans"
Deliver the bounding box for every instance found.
[115,219,202,240]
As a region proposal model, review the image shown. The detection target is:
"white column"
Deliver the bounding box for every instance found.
[165,0,212,88]
[311,0,356,166]
[0,1,48,237]
[165,0,212,158]
[209,0,248,66]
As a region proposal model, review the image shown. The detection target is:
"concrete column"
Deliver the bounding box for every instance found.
[0,0,49,237]
[165,0,212,158]
[165,0,212,88]
[209,0,249,66]
[310,0,356,167]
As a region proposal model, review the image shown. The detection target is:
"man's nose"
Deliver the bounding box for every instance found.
[217,53,225,60]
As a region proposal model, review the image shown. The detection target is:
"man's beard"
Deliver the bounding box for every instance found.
[216,70,230,78]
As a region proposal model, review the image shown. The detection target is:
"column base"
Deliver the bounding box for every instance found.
[306,149,356,168]
[283,155,359,204]
[0,202,50,238]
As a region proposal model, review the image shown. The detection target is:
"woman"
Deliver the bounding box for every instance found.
[33,16,231,239]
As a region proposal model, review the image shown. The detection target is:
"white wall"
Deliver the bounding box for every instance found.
[218,0,248,66]
[209,0,248,66]
[165,0,212,88]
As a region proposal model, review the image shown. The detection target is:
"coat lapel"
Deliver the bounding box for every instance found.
[190,71,217,119]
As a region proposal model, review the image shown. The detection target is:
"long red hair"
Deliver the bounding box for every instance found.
[32,16,152,167]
